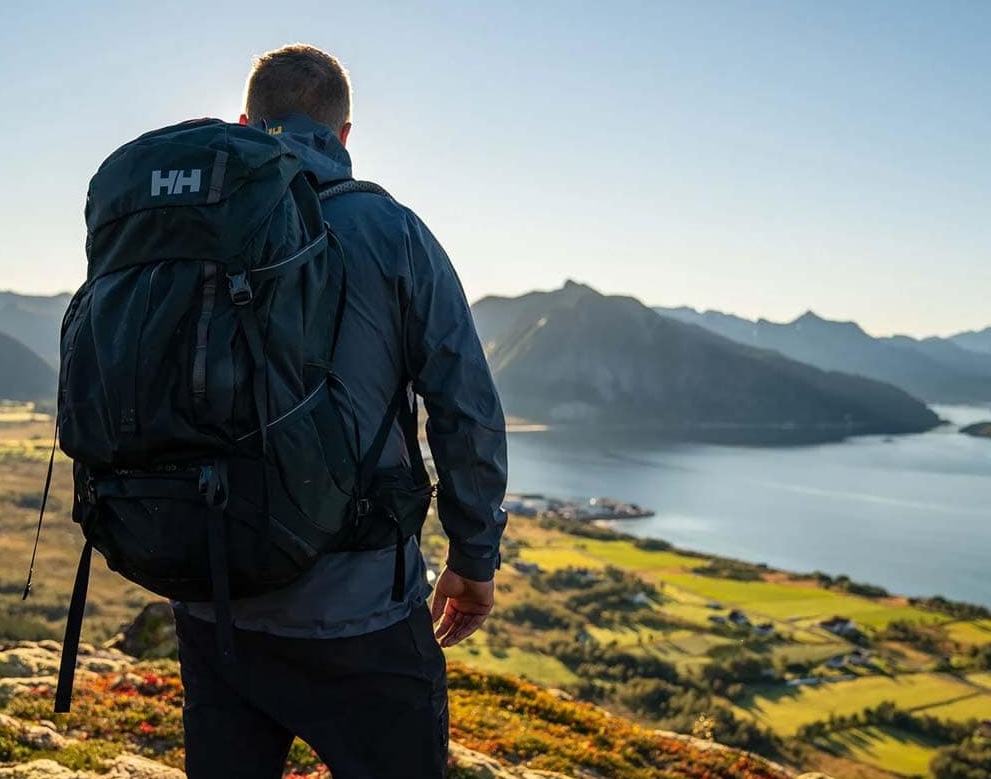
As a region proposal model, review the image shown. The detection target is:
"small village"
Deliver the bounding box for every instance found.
[502,492,654,521]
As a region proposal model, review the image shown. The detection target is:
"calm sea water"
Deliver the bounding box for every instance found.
[506,405,991,607]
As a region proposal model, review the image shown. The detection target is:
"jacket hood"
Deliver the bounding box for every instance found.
[252,114,353,187]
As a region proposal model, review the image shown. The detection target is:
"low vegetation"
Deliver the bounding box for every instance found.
[0,654,792,779]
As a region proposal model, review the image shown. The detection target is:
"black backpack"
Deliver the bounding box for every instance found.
[24,119,432,711]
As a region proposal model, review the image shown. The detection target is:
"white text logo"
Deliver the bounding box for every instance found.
[150,169,202,197]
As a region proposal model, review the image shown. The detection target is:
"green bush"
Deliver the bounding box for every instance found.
[931,738,991,779]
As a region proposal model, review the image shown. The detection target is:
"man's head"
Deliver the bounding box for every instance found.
[241,43,352,145]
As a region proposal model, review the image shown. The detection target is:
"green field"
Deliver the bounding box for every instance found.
[0,403,51,424]
[443,632,580,688]
[664,629,736,657]
[766,642,851,667]
[943,619,991,647]
[517,533,950,645]
[659,600,731,631]
[917,692,991,722]
[516,545,603,571]
[584,623,658,647]
[655,571,948,631]
[820,725,941,777]
[739,673,979,735]
[567,539,706,572]
[516,538,707,575]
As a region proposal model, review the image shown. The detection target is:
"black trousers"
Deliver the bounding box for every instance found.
[173,606,449,779]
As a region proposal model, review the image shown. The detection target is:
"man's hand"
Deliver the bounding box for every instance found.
[429,567,494,648]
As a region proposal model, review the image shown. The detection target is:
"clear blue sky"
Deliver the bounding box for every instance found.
[0,0,988,337]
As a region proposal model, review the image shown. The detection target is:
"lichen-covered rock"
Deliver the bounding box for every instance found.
[447,742,573,779]
[0,711,68,749]
[0,646,60,678]
[102,754,185,779]
[449,742,517,779]
[0,640,132,678]
[0,759,86,778]
[0,676,55,707]
[0,755,186,779]
[0,641,131,706]
[106,602,177,660]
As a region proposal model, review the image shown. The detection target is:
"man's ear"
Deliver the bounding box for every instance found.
[339,122,352,147]
[238,114,248,126]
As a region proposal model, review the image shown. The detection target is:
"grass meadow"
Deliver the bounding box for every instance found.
[818,725,942,777]
[737,673,985,735]
[0,415,157,644]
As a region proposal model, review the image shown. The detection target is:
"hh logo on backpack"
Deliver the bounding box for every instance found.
[150,168,202,196]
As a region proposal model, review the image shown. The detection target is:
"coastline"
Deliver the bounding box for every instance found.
[504,491,991,613]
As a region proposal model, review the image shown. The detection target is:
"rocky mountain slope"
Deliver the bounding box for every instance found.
[0,293,71,369]
[473,282,939,442]
[0,333,56,401]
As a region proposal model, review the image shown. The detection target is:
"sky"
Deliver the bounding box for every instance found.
[0,0,988,338]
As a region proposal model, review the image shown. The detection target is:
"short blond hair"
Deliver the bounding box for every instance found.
[243,43,352,131]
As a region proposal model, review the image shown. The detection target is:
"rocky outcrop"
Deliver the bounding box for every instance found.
[0,755,184,779]
[0,713,68,750]
[104,602,177,660]
[448,742,577,778]
[0,641,133,706]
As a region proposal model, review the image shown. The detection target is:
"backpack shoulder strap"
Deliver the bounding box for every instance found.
[319,180,392,201]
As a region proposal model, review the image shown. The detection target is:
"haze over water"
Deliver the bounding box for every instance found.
[506,405,991,607]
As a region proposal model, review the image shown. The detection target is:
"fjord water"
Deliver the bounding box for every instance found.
[506,405,991,607]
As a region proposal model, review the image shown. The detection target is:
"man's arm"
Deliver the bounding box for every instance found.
[401,211,508,646]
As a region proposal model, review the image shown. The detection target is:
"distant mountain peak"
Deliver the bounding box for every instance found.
[560,279,599,296]
[791,310,867,336]
[543,280,607,309]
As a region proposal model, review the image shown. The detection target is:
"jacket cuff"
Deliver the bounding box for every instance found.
[446,547,501,582]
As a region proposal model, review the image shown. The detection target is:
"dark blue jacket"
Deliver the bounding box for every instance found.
[183,115,508,637]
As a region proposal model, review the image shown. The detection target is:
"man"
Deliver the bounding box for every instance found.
[171,43,508,779]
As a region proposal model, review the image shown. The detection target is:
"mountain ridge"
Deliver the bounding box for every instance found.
[654,304,991,404]
[951,326,991,355]
[473,283,939,443]
[0,292,73,369]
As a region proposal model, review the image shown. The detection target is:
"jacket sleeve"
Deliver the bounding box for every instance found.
[401,211,508,582]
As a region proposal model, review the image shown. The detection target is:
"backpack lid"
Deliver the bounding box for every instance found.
[84,119,304,279]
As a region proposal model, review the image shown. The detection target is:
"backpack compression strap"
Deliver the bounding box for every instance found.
[357,384,430,603]
[320,178,429,601]
[54,539,93,712]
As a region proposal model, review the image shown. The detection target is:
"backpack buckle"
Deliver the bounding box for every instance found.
[227,272,253,305]
[81,476,97,505]
[198,463,229,509]
[357,498,372,517]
